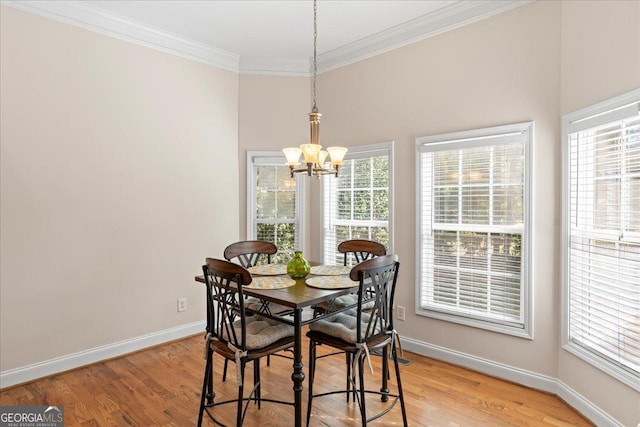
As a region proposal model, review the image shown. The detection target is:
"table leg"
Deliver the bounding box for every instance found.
[292,309,304,427]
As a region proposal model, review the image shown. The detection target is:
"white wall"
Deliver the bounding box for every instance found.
[0,6,239,373]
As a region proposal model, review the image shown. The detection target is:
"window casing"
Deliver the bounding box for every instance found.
[416,122,532,337]
[322,142,393,266]
[247,152,303,263]
[562,89,640,391]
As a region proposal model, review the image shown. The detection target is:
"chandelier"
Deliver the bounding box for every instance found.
[282,0,347,177]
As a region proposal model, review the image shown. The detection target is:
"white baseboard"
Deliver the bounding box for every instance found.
[400,336,623,427]
[0,325,624,427]
[555,381,623,427]
[0,321,205,389]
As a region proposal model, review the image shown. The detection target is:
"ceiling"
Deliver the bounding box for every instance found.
[5,0,532,74]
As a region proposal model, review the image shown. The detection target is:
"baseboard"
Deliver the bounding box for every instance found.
[0,321,206,389]
[400,336,623,427]
[555,381,623,427]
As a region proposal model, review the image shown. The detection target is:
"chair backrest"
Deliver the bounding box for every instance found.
[349,254,399,344]
[223,240,278,268]
[338,239,386,266]
[203,258,253,351]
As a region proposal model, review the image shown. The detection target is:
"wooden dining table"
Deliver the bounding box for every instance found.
[194,264,357,427]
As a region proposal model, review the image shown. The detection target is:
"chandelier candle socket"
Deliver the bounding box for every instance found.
[283,0,347,177]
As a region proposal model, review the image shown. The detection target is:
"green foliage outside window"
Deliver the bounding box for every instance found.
[255,164,297,263]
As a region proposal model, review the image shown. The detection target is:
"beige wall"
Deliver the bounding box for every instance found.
[0,6,239,371]
[2,0,639,424]
[558,1,640,425]
[560,0,640,113]
[235,2,640,423]
[318,0,561,373]
[237,74,312,250]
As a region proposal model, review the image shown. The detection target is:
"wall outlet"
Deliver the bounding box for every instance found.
[177,298,187,312]
[397,305,406,321]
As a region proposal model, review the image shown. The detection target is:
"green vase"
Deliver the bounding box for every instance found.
[287,251,311,279]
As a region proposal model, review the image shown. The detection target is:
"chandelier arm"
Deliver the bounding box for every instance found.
[289,164,340,178]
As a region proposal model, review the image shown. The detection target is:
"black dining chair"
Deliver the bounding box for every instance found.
[305,254,407,426]
[224,240,290,315]
[313,239,386,315]
[338,239,387,266]
[223,240,278,268]
[311,239,388,401]
[198,258,295,427]
[222,240,291,380]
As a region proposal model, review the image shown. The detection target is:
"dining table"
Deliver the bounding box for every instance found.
[194,263,357,427]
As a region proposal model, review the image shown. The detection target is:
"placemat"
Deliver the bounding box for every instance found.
[248,264,288,276]
[246,276,296,289]
[305,275,358,290]
[310,265,351,276]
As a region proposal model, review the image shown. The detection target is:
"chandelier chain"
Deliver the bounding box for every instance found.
[282,0,347,177]
[312,0,317,109]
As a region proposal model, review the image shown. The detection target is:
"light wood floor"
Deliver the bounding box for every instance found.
[0,333,593,426]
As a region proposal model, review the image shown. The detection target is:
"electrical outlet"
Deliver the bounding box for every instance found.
[397,305,406,321]
[177,298,187,312]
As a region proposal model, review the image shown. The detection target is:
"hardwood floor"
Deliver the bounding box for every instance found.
[0,333,593,426]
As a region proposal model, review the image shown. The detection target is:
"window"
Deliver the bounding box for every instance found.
[562,89,640,391]
[247,152,303,263]
[416,123,532,337]
[322,142,393,265]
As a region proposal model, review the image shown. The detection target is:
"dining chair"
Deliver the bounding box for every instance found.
[311,239,388,400]
[198,258,295,427]
[222,240,290,380]
[223,240,278,268]
[314,239,386,315]
[338,239,387,266]
[305,255,407,427]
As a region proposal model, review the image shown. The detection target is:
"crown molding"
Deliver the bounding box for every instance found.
[316,0,536,73]
[239,57,311,77]
[2,0,535,76]
[1,0,240,73]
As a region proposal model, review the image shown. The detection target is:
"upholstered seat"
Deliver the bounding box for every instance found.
[311,295,374,313]
[309,309,374,344]
[223,315,294,350]
[245,296,292,316]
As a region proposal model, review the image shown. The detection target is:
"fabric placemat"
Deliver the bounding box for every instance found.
[310,265,351,276]
[305,275,358,290]
[248,264,288,276]
[246,276,296,289]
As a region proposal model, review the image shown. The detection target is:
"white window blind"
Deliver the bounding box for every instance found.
[563,90,640,390]
[247,152,302,263]
[417,123,532,336]
[322,143,393,266]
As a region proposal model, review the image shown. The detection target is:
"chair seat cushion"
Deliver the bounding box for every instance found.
[309,309,373,344]
[226,316,294,350]
[313,294,375,313]
[245,296,291,315]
